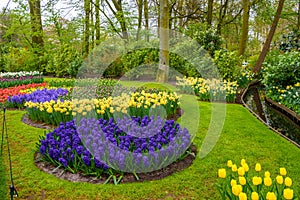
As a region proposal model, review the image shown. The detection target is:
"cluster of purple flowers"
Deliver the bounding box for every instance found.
[77,116,191,173]
[39,120,109,171]
[39,115,191,174]
[8,88,68,105]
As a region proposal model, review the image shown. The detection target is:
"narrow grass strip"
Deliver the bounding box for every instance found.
[0,155,7,200]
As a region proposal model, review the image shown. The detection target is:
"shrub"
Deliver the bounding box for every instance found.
[213,50,242,81]
[263,51,300,88]
[46,44,82,77]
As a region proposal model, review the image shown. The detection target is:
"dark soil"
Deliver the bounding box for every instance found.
[34,145,196,184]
[24,108,196,184]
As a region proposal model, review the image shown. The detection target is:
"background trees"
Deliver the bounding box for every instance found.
[0,0,298,78]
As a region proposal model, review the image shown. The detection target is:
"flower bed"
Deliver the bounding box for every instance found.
[25,90,180,126]
[265,83,300,115]
[37,115,191,184]
[0,83,48,103]
[0,71,43,88]
[216,159,297,199]
[7,88,69,108]
[176,76,238,103]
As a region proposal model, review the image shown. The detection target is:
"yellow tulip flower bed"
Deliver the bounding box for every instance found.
[176,76,238,103]
[216,159,297,200]
[24,90,181,126]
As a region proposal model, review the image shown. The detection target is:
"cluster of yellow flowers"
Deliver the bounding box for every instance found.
[19,86,72,94]
[217,159,295,200]
[25,91,180,119]
[25,100,73,114]
[176,76,238,102]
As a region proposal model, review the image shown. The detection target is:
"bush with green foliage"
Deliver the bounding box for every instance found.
[213,50,242,81]
[263,51,300,88]
[46,44,82,77]
[2,46,45,72]
[183,23,223,56]
[278,31,300,52]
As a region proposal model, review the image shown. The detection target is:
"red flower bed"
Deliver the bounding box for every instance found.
[0,82,48,103]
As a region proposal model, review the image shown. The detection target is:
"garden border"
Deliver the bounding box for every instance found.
[241,81,300,149]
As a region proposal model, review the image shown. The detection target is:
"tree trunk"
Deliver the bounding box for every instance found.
[84,0,90,57]
[238,0,250,56]
[95,0,100,45]
[136,0,143,41]
[252,0,285,74]
[28,0,44,49]
[207,0,214,27]
[111,0,128,40]
[90,2,95,49]
[217,0,229,34]
[297,0,300,32]
[144,0,149,41]
[156,0,169,83]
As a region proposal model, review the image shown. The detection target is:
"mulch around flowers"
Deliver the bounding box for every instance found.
[34,145,196,184]
[24,108,197,183]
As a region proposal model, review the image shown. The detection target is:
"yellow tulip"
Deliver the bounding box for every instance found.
[218,168,226,178]
[283,188,293,200]
[266,192,276,200]
[251,192,259,200]
[280,167,287,176]
[252,176,262,186]
[227,160,233,167]
[264,177,272,187]
[232,184,242,196]
[242,163,249,172]
[265,171,270,177]
[240,159,246,166]
[239,192,247,200]
[238,167,245,176]
[239,176,246,185]
[276,175,283,184]
[285,177,292,187]
[232,164,238,172]
[255,163,261,172]
[231,179,237,187]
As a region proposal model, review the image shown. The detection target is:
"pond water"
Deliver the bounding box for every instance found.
[243,84,300,146]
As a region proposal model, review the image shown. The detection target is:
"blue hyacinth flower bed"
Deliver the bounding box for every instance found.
[37,115,192,184]
[7,88,69,108]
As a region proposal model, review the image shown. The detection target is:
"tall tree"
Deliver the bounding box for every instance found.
[144,0,149,41]
[252,0,285,74]
[84,0,90,56]
[105,0,129,40]
[207,0,214,27]
[156,0,169,83]
[298,0,300,31]
[136,0,143,40]
[238,0,250,56]
[95,0,100,44]
[28,0,44,49]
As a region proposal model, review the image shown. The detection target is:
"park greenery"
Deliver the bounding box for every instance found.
[0,0,299,199]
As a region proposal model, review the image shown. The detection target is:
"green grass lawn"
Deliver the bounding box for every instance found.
[0,155,7,199]
[0,101,299,199]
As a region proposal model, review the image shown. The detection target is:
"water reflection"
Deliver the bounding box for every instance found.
[243,84,300,146]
